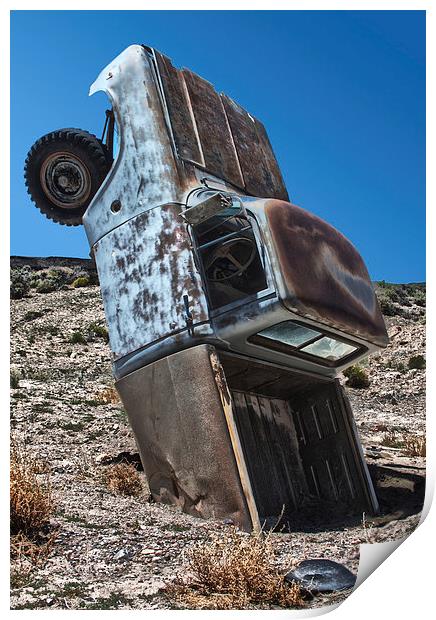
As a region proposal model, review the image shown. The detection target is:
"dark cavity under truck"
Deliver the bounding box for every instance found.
[24,44,388,531]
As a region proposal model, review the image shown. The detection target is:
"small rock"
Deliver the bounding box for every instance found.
[114,548,131,561]
[285,559,356,593]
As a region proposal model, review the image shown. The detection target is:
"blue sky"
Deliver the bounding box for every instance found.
[10,10,425,282]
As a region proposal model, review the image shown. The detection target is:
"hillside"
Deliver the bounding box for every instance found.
[10,259,426,610]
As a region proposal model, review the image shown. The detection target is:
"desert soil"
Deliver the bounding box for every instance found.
[10,262,426,610]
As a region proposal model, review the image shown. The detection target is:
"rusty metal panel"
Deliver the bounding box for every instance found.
[182,70,244,189]
[154,51,289,200]
[219,351,330,397]
[209,351,261,531]
[85,45,291,250]
[291,382,375,510]
[222,95,289,201]
[337,382,379,512]
[232,392,273,518]
[264,200,389,347]
[116,345,253,530]
[84,45,183,247]
[253,117,289,200]
[231,381,376,519]
[231,391,308,520]
[154,51,204,165]
[94,204,209,359]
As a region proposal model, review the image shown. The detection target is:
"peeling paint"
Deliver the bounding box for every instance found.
[94,204,209,359]
[84,46,183,247]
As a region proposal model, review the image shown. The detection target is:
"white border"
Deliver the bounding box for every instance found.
[3,2,432,618]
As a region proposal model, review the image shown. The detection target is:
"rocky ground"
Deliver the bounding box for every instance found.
[10,260,426,610]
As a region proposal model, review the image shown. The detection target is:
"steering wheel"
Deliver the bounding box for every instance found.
[204,237,257,282]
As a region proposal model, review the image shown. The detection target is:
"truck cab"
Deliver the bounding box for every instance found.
[24,44,388,530]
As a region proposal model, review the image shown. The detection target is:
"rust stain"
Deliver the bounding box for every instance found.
[153,48,287,201]
[209,350,261,532]
[264,200,388,347]
[94,203,209,359]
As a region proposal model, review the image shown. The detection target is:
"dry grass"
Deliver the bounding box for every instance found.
[73,449,98,481]
[361,512,375,544]
[166,528,304,610]
[11,529,58,589]
[11,531,57,567]
[10,443,52,537]
[381,430,401,448]
[103,463,143,496]
[381,430,426,456]
[404,435,426,457]
[10,443,56,579]
[94,387,120,405]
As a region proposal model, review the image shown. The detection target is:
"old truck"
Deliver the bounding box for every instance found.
[24,44,388,531]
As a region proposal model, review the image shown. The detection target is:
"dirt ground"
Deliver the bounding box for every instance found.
[10,265,426,610]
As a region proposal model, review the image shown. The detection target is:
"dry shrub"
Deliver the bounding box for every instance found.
[404,435,426,457]
[11,530,57,566]
[94,387,120,405]
[381,430,401,448]
[167,529,304,610]
[104,463,143,496]
[10,443,56,576]
[382,431,426,456]
[10,444,52,537]
[11,530,58,588]
[73,449,97,481]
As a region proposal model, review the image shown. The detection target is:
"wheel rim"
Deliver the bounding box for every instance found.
[40,152,92,209]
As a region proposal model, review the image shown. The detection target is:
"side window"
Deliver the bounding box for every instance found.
[191,202,268,310]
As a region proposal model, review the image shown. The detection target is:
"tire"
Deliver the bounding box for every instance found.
[24,128,112,226]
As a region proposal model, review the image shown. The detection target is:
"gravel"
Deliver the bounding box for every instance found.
[10,277,425,610]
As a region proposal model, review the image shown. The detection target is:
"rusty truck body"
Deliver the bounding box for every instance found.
[25,44,388,531]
